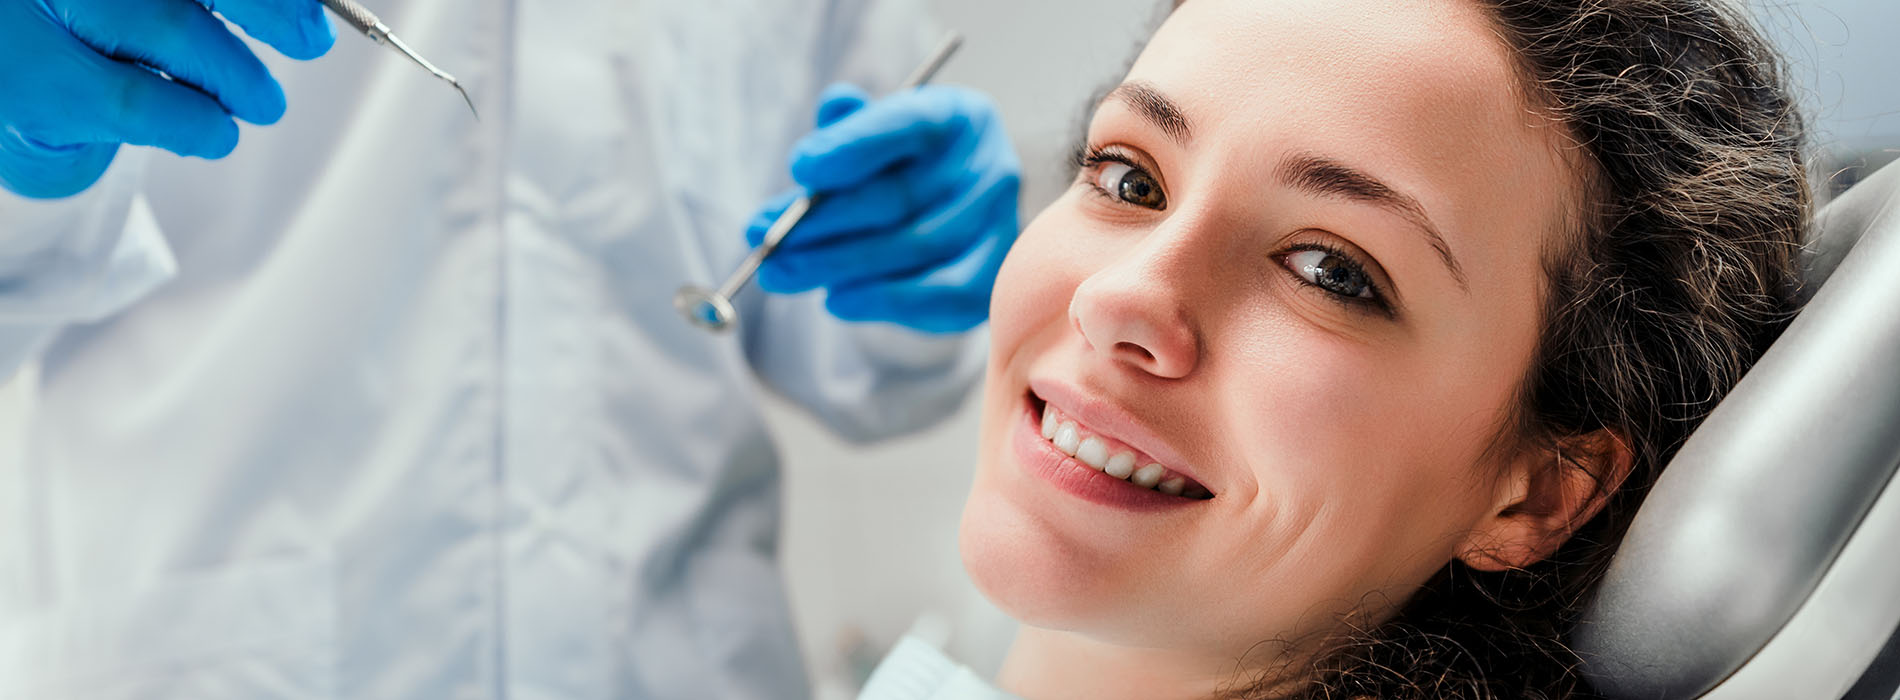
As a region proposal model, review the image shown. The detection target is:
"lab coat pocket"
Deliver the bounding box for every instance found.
[0,554,338,700]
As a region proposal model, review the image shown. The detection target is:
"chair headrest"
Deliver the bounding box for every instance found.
[1574,161,1900,698]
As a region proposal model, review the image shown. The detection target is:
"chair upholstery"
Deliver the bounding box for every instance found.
[1575,161,1900,700]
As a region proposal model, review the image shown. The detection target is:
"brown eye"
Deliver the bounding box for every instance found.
[1095,161,1167,209]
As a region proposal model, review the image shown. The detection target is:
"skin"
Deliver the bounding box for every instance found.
[958,0,1632,698]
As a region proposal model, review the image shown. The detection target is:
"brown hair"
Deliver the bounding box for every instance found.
[1213,0,1812,697]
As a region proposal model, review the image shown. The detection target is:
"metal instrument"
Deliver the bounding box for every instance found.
[674,32,964,333]
[320,0,478,117]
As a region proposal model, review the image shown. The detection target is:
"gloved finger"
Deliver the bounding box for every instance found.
[822,227,1013,334]
[814,83,870,128]
[759,199,984,292]
[64,0,286,125]
[789,86,984,191]
[757,183,1006,292]
[745,165,965,250]
[195,0,335,61]
[0,138,120,200]
[38,55,243,159]
[754,223,918,294]
[744,189,803,248]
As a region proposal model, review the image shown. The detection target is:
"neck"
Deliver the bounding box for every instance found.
[996,626,1300,700]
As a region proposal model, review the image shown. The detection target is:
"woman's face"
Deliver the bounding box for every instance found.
[962,0,1583,659]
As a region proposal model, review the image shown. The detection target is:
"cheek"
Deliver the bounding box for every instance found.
[979,204,1086,453]
[975,201,1094,504]
[1213,330,1517,577]
[1218,282,1533,492]
[1256,349,1499,470]
[989,205,1088,353]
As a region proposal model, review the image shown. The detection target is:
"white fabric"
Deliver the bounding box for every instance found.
[0,1,985,698]
[857,637,1020,700]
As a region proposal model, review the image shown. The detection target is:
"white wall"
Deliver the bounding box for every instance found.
[1748,0,1900,158]
[1745,0,1900,194]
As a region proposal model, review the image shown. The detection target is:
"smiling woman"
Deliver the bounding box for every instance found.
[938,0,1810,698]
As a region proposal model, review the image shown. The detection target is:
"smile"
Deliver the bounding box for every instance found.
[1014,390,1214,511]
[1039,400,1210,498]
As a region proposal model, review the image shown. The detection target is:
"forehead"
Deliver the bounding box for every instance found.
[1144,0,1522,129]
[1128,0,1579,268]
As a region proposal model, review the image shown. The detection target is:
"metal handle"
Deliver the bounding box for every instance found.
[674,32,964,333]
[320,0,386,38]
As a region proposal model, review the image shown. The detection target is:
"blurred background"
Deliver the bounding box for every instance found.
[768,0,1898,697]
[1748,0,1900,196]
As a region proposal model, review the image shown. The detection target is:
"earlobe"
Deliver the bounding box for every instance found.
[1456,430,1634,572]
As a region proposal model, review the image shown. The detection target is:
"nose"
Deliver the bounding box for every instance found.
[1068,253,1201,380]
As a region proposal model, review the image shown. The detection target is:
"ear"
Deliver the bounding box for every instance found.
[1456,429,1634,572]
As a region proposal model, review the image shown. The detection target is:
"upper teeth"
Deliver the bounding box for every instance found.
[1040,402,1205,498]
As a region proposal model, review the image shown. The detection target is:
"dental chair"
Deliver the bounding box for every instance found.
[1574,159,1900,700]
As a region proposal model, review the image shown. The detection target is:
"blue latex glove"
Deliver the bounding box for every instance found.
[0,0,334,199]
[748,83,1021,334]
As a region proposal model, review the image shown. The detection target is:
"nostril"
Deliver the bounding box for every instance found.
[1115,342,1156,363]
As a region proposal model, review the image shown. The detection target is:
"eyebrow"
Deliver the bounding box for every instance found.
[1098,82,1468,293]
[1274,154,1470,292]
[1106,81,1192,144]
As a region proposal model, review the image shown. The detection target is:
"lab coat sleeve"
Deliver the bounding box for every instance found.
[739,0,989,444]
[0,152,177,380]
[745,304,988,445]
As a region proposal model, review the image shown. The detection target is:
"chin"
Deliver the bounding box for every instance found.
[956,467,1161,642]
[958,486,1098,631]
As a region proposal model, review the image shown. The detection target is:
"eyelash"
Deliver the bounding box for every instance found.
[1278,242,1394,317]
[1073,146,1149,205]
[1072,143,1394,317]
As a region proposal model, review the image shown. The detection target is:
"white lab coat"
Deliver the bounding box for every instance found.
[0,1,984,698]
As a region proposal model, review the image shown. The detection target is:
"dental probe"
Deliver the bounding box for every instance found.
[319,0,478,118]
[673,31,965,333]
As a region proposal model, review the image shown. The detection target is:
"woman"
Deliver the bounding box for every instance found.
[849,0,1808,697]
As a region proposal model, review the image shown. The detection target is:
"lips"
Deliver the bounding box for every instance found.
[1036,396,1211,498]
[1028,379,1211,490]
[1011,387,1214,512]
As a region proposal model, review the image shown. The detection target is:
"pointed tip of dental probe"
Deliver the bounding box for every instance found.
[452,81,479,120]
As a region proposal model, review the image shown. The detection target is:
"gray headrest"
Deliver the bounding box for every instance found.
[1574,161,1900,698]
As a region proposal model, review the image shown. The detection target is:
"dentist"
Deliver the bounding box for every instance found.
[0,0,1019,697]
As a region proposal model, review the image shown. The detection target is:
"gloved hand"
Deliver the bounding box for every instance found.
[0,0,334,199]
[747,83,1020,334]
